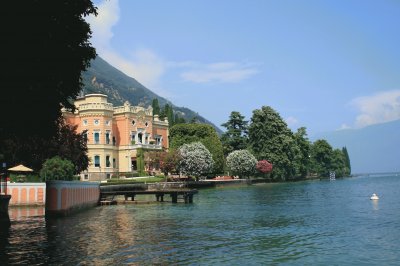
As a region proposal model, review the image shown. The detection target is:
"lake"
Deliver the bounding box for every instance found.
[1,174,400,265]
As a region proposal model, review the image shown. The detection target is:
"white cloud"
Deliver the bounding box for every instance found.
[180,62,259,83]
[351,90,400,128]
[285,116,299,127]
[86,0,166,92]
[86,0,120,52]
[338,123,351,130]
[86,0,260,94]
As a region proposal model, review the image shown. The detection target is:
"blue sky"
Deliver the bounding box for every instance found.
[87,0,400,136]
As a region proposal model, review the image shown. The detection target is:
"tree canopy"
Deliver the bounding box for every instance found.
[0,1,96,170]
[248,106,297,180]
[178,142,214,178]
[226,150,257,179]
[220,111,248,156]
[169,123,224,174]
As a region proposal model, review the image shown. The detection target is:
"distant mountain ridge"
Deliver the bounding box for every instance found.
[313,119,400,174]
[81,56,222,134]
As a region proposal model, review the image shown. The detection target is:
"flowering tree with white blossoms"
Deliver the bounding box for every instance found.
[178,142,214,179]
[226,150,257,179]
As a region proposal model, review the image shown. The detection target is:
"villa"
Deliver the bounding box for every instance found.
[62,94,169,181]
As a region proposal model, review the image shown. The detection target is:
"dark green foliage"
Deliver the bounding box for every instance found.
[0,1,96,171]
[309,140,350,177]
[57,123,89,174]
[342,147,351,175]
[40,156,75,181]
[162,104,174,126]
[0,1,97,140]
[248,106,297,180]
[220,111,248,156]
[152,98,160,116]
[169,124,224,174]
[309,139,334,177]
[1,121,89,172]
[293,127,311,178]
[174,114,186,125]
[136,148,146,176]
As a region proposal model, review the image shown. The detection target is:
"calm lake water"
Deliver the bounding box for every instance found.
[1,174,400,265]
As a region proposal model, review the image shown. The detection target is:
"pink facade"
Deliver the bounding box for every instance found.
[62,94,169,180]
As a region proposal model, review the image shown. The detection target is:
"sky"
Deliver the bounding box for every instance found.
[87,0,400,136]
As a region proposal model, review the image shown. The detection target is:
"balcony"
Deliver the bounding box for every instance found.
[129,143,162,150]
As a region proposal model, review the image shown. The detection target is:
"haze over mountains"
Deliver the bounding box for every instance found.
[82,56,222,134]
[314,119,400,174]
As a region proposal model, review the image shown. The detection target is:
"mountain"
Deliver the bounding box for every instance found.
[81,56,222,134]
[313,120,400,174]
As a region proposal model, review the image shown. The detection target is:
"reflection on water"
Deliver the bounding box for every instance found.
[1,175,400,265]
[372,200,379,211]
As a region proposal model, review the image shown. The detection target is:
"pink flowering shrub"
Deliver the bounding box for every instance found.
[256,160,273,174]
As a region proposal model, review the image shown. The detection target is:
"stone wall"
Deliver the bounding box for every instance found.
[7,183,46,206]
[46,180,100,216]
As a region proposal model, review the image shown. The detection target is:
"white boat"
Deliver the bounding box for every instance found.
[370,193,379,200]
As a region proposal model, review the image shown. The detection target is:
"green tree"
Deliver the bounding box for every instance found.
[160,150,181,176]
[161,104,174,126]
[0,121,88,172]
[169,124,224,174]
[330,149,347,177]
[0,1,97,169]
[342,147,351,175]
[174,114,186,125]
[293,127,311,178]
[136,148,146,176]
[310,139,333,177]
[40,156,75,181]
[57,123,89,174]
[220,111,248,156]
[152,98,160,116]
[178,142,214,179]
[226,150,257,179]
[248,106,297,180]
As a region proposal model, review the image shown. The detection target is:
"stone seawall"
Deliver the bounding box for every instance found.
[7,183,46,206]
[46,181,100,216]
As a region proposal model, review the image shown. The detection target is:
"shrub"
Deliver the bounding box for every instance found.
[256,160,273,174]
[178,142,214,178]
[40,156,75,181]
[226,150,257,179]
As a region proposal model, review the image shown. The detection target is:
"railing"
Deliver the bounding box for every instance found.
[129,143,162,149]
[78,102,114,111]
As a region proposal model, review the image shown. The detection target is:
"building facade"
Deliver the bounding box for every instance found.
[63,94,169,181]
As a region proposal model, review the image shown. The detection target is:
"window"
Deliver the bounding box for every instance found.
[145,121,149,127]
[112,136,116,146]
[113,158,116,168]
[105,131,110,144]
[94,155,100,167]
[106,155,111,167]
[106,120,111,126]
[132,120,136,125]
[94,119,100,125]
[83,120,88,126]
[155,135,162,146]
[106,174,111,179]
[138,132,143,144]
[84,174,89,180]
[131,131,136,144]
[82,131,88,143]
[94,132,100,144]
